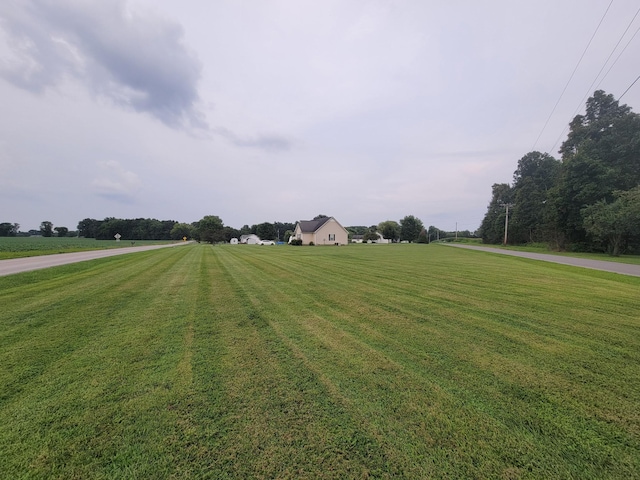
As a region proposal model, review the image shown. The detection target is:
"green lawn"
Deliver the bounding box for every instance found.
[0,237,176,259]
[1,244,639,478]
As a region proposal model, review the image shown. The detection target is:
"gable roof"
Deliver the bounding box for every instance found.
[297,217,332,233]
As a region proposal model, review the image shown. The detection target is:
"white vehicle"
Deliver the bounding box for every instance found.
[258,239,275,245]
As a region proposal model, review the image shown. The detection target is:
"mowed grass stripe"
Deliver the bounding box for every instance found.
[215,244,640,477]
[1,243,639,478]
[0,246,213,477]
[199,245,397,478]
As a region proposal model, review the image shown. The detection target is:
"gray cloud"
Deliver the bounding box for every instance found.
[213,127,292,152]
[0,0,205,129]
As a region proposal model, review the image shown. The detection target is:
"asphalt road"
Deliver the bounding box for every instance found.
[448,244,640,277]
[0,242,191,277]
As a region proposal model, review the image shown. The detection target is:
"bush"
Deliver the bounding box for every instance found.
[289,239,303,246]
[309,241,315,246]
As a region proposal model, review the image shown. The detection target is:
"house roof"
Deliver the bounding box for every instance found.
[297,217,332,233]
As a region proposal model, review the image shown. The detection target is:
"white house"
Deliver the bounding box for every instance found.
[290,217,349,245]
[373,232,391,244]
[239,234,260,244]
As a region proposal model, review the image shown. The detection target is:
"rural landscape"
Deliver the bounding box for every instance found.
[3,2,640,478]
[1,89,640,478]
[1,240,639,478]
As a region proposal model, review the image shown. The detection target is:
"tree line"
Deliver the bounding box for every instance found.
[479,90,640,255]
[347,216,473,243]
[2,214,469,245]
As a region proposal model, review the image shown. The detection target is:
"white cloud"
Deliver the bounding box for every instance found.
[92,160,141,203]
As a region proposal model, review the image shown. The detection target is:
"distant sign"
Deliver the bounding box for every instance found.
[114,233,121,241]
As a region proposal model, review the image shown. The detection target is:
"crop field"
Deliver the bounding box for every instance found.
[1,244,639,478]
[0,237,175,260]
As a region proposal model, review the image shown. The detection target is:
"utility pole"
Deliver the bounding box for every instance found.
[500,203,514,245]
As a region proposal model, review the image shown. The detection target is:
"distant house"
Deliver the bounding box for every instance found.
[351,232,391,244]
[373,232,391,244]
[290,217,349,245]
[239,234,260,244]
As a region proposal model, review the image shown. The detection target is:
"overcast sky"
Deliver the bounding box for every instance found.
[2,0,639,232]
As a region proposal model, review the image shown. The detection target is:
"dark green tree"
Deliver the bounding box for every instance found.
[54,226,69,237]
[196,215,225,243]
[399,215,424,242]
[479,183,514,244]
[582,186,640,256]
[40,221,53,237]
[256,222,276,240]
[555,90,640,247]
[362,231,380,242]
[378,220,400,242]
[510,151,561,243]
[170,222,194,240]
[222,226,241,243]
[427,225,445,242]
[77,218,102,238]
[0,222,19,236]
[346,226,368,236]
[273,222,295,242]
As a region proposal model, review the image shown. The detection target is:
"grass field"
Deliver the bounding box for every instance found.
[1,244,639,478]
[0,237,175,260]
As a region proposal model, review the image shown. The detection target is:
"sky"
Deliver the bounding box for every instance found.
[1,0,639,233]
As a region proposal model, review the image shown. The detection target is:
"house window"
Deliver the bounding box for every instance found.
[329,234,335,241]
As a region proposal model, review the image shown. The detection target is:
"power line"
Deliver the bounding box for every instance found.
[583,5,640,94]
[547,4,640,155]
[619,73,640,100]
[595,23,640,89]
[531,0,614,151]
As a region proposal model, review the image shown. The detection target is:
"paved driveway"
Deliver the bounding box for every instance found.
[448,244,640,277]
[0,242,191,277]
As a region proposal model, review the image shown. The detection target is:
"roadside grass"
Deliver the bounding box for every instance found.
[1,243,638,478]
[0,237,176,259]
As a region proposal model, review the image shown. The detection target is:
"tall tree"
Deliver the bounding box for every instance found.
[54,226,69,237]
[582,186,640,256]
[427,225,445,242]
[479,183,513,244]
[555,90,640,246]
[196,215,225,243]
[0,222,19,236]
[510,151,561,243]
[222,226,241,242]
[77,218,101,238]
[170,222,194,240]
[40,221,53,237]
[399,215,424,242]
[255,222,276,240]
[378,220,400,242]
